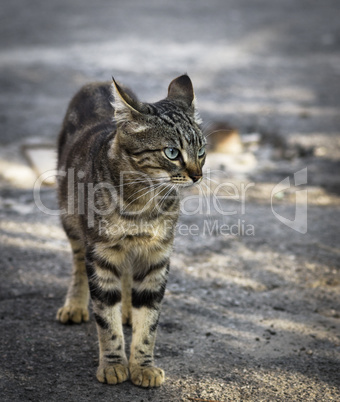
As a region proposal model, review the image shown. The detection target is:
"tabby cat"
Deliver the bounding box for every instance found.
[56,74,206,387]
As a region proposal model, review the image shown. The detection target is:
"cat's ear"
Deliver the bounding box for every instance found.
[167,74,202,125]
[111,78,147,131]
[167,74,195,108]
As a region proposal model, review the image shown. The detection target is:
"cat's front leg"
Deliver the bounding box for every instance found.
[86,247,129,385]
[129,257,170,387]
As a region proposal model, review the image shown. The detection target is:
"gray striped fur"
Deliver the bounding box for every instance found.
[56,75,206,387]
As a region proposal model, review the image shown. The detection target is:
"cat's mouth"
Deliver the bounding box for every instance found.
[171,178,202,187]
[172,181,192,188]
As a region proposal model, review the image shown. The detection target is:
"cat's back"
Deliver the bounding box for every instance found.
[57,82,115,164]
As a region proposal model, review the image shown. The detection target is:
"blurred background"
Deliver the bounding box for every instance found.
[0,0,339,189]
[1,1,340,401]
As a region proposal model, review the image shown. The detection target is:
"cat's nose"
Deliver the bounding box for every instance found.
[190,175,202,183]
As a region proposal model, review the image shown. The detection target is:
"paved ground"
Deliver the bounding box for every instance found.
[0,1,340,401]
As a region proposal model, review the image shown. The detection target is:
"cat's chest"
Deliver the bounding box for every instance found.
[100,215,174,246]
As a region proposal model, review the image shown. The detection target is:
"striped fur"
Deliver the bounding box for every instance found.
[56,75,206,388]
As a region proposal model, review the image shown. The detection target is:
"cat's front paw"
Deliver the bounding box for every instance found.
[129,365,165,388]
[56,305,89,324]
[96,363,129,385]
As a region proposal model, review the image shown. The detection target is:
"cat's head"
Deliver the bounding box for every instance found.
[111,75,206,187]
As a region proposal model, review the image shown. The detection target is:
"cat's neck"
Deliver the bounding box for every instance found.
[119,176,177,216]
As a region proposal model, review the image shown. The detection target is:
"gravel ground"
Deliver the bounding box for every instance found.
[0,1,339,401]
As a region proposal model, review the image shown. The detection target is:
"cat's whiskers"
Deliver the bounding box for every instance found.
[142,183,173,214]
[200,179,226,214]
[114,178,156,187]
[121,177,171,204]
[110,176,171,189]
[204,129,227,139]
[124,182,163,205]
[197,180,210,216]
[201,120,214,133]
[109,179,170,206]
[154,184,176,215]
[200,180,215,212]
[109,179,151,190]
[123,182,165,211]
[122,181,161,204]
[204,176,241,203]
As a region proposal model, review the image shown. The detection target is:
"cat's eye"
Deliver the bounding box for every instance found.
[164,147,180,160]
[198,146,205,157]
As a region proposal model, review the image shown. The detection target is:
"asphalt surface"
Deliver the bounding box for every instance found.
[1,1,340,401]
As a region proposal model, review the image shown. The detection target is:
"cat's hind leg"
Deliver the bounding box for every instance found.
[57,236,90,324]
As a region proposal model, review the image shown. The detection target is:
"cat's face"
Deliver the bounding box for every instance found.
[112,75,206,187]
